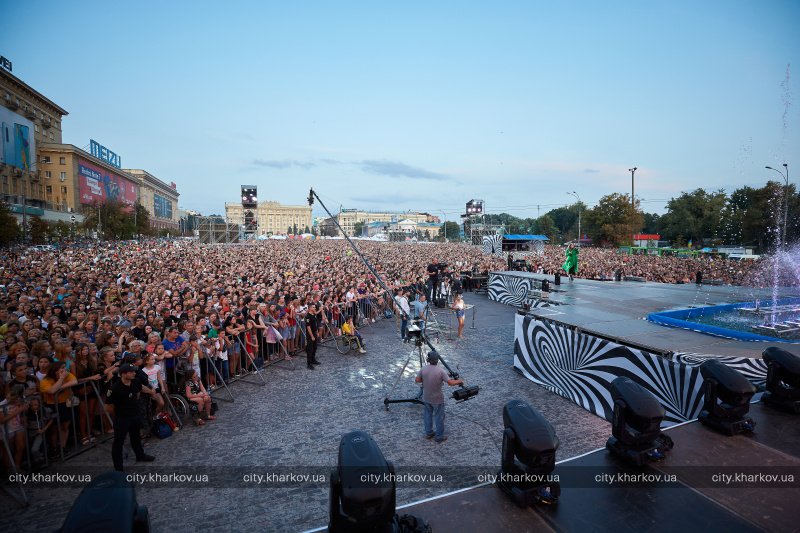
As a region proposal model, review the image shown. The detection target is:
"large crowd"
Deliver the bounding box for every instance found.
[0,238,786,473]
[0,239,503,472]
[521,245,786,286]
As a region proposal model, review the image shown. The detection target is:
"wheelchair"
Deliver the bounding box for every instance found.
[167,392,198,427]
[166,370,214,426]
[335,334,364,354]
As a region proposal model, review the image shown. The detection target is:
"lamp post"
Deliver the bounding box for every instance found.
[765,163,790,247]
[567,191,581,244]
[628,167,638,245]
[440,211,447,242]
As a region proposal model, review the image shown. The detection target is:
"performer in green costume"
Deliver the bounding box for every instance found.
[562,243,579,281]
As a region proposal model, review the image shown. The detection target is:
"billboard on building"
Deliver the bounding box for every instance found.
[77,158,137,206]
[153,193,173,219]
[0,107,35,170]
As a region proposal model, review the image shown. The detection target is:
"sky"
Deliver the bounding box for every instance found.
[2,0,798,222]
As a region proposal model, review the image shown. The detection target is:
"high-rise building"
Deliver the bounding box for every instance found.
[1,66,69,222]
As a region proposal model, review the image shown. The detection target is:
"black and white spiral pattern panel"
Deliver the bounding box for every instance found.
[673,352,768,385]
[489,273,534,306]
[482,235,503,257]
[514,314,706,426]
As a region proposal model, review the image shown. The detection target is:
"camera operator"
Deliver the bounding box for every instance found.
[395,289,411,341]
[426,259,440,302]
[414,351,463,443]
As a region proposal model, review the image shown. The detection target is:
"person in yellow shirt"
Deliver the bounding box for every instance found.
[341,316,366,354]
[39,361,78,453]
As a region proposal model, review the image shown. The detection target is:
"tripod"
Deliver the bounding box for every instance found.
[383,334,427,410]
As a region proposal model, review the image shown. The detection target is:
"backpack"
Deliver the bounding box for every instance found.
[151,419,173,439]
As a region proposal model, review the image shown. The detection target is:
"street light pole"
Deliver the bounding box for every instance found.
[766,163,790,247]
[628,167,637,211]
[628,167,638,245]
[567,191,581,244]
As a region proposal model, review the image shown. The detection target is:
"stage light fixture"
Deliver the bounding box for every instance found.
[60,471,150,533]
[762,347,800,413]
[329,430,396,533]
[497,400,560,505]
[606,376,674,466]
[698,360,756,435]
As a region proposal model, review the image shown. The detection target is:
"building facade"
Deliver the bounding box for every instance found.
[324,209,438,237]
[38,143,139,217]
[1,67,69,222]
[225,201,312,236]
[124,169,180,231]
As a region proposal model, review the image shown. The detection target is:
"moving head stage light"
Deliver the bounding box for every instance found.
[329,431,396,533]
[606,377,674,467]
[60,471,150,533]
[497,400,561,506]
[698,360,756,435]
[329,431,431,533]
[762,346,800,413]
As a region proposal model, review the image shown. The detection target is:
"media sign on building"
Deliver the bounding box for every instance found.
[89,139,121,169]
[0,112,34,171]
[77,158,137,206]
[153,193,173,219]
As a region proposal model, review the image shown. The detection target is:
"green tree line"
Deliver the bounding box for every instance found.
[465,180,797,251]
[0,200,163,245]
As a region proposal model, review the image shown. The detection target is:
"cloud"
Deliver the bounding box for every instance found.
[359,160,452,181]
[252,159,316,169]
[351,194,427,205]
[584,168,600,173]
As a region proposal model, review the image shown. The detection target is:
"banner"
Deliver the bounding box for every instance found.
[77,158,137,206]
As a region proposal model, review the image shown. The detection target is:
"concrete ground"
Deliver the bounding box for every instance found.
[1,292,610,533]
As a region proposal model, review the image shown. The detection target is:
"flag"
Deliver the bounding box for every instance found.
[687,239,692,247]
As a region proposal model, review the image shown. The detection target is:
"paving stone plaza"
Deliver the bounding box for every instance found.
[2,293,610,533]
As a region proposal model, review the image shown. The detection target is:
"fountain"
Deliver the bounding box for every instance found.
[648,244,800,343]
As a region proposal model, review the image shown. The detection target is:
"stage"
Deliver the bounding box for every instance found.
[402,401,800,532]
[492,273,800,424]
[490,271,800,358]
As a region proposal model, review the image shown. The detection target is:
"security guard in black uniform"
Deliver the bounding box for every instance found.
[107,363,155,471]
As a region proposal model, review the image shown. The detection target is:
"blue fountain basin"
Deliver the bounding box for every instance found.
[647,297,800,343]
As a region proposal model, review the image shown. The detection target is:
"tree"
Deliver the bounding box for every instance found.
[548,206,577,242]
[134,202,151,237]
[0,202,20,246]
[81,200,137,240]
[304,225,310,234]
[50,220,71,241]
[642,212,661,235]
[293,223,298,235]
[287,225,293,235]
[719,182,787,251]
[353,221,365,237]
[536,214,557,243]
[584,193,642,246]
[28,216,50,244]
[657,188,727,246]
[438,221,460,241]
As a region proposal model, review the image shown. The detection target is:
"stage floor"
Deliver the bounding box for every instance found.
[403,402,800,532]
[501,274,800,358]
